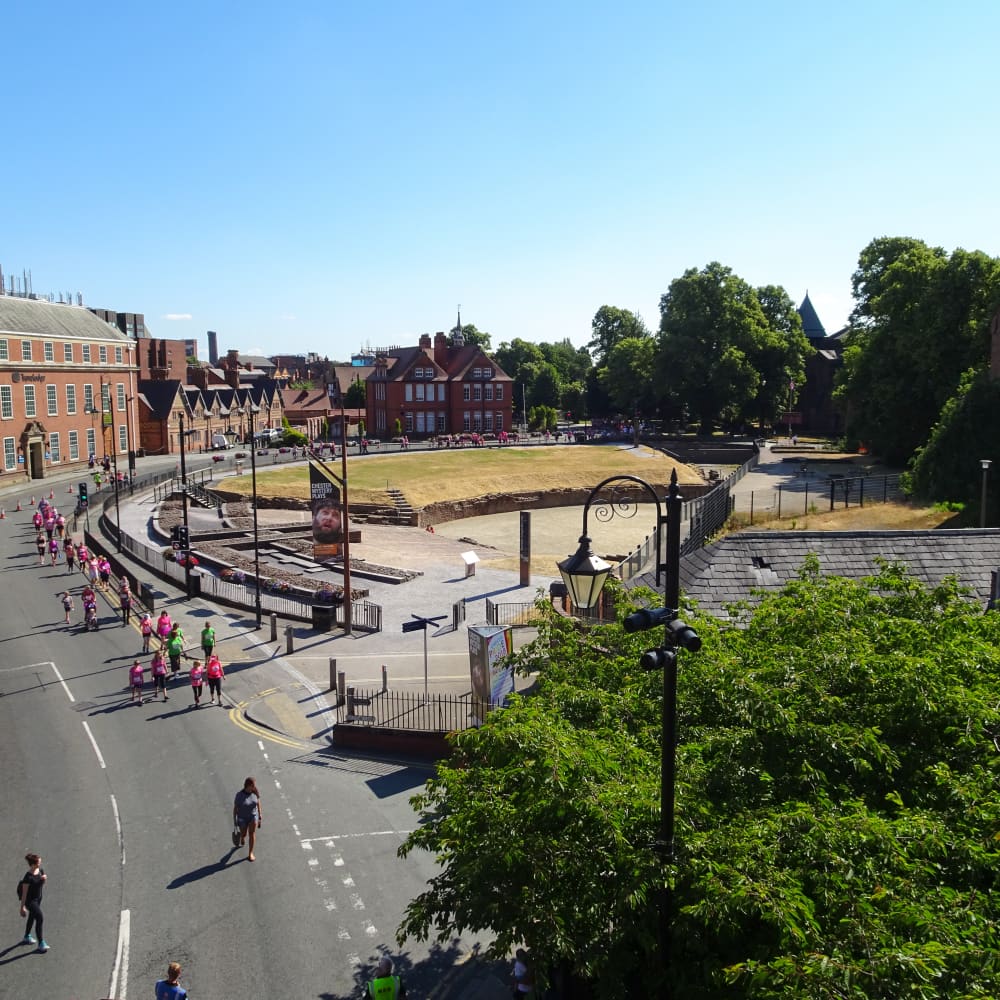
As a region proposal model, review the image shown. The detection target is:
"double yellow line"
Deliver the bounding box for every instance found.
[227,689,310,750]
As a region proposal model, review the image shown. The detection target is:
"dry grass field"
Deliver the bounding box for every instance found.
[731,501,957,532]
[219,444,703,508]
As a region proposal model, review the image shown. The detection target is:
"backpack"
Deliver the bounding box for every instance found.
[15,878,22,900]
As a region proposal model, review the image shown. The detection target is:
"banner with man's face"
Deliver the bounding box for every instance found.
[310,460,343,558]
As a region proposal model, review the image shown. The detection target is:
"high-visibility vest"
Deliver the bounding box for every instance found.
[367,974,402,1000]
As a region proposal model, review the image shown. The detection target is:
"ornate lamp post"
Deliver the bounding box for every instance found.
[247,402,263,628]
[981,459,992,529]
[177,410,193,599]
[558,468,699,999]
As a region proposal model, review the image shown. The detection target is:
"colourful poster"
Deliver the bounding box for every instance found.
[309,459,343,559]
[468,625,514,717]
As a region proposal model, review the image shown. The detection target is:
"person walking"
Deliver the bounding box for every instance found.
[205,652,225,705]
[366,956,407,998]
[200,621,216,661]
[35,532,46,565]
[139,612,153,653]
[119,580,133,626]
[189,659,204,707]
[166,624,186,677]
[59,591,74,625]
[151,649,169,702]
[155,610,172,649]
[17,852,48,952]
[55,513,65,539]
[129,659,145,704]
[48,536,60,567]
[87,556,100,588]
[154,961,188,999]
[233,776,262,861]
[512,948,535,998]
[64,538,76,574]
[98,555,111,590]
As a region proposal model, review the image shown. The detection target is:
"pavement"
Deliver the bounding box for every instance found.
[0,441,811,998]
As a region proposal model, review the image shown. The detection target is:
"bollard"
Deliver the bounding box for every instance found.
[338,670,346,701]
[328,657,337,692]
[346,685,356,718]
[381,663,388,692]
[270,612,278,642]
[285,624,294,654]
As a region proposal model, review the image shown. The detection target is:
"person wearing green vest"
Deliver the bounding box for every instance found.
[366,956,406,999]
[166,624,186,677]
[201,621,216,660]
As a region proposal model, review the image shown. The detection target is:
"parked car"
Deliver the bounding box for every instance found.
[212,454,226,463]
[234,451,248,459]
[278,446,292,454]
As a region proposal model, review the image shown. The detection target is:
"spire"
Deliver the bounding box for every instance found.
[798,292,826,339]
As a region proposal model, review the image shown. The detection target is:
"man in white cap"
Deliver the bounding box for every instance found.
[366,956,406,999]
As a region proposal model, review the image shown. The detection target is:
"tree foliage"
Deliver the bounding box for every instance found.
[836,237,1000,464]
[589,305,650,366]
[344,377,366,408]
[657,263,809,432]
[399,564,1000,998]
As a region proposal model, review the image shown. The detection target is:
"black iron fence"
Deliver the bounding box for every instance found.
[732,473,905,525]
[341,687,490,731]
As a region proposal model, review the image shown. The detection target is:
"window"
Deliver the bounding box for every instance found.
[496,384,504,400]
[21,340,32,361]
[404,383,413,402]
[66,384,77,414]
[83,384,95,412]
[68,430,79,461]
[115,346,123,365]
[416,412,427,433]
[86,428,96,458]
[472,367,481,379]
[473,384,482,401]
[0,386,11,419]
[44,342,54,362]
[437,384,445,402]
[404,412,413,432]
[119,425,127,452]
[415,383,425,401]
[485,412,494,431]
[49,432,60,463]
[485,384,493,401]
[3,437,14,470]
[82,344,91,363]
[463,411,471,431]
[484,366,494,378]
[101,383,111,411]
[99,345,108,365]
[116,383,125,411]
[24,385,36,418]
[463,384,471,402]
[437,412,446,432]
[63,343,73,362]
[496,411,503,432]
[0,339,7,360]
[47,384,58,416]
[473,411,482,431]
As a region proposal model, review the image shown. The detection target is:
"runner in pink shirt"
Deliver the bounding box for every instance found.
[189,659,205,707]
[205,653,225,706]
[129,660,145,704]
[155,611,172,648]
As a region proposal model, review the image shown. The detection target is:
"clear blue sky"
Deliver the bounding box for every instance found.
[4,1,999,362]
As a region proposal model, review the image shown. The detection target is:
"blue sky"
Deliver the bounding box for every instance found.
[4,2,999,362]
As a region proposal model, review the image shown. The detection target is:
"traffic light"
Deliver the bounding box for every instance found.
[178,525,190,549]
[77,481,89,508]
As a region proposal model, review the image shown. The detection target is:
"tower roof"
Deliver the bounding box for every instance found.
[798,292,826,339]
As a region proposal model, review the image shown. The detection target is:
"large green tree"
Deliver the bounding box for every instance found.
[399,564,1000,997]
[588,305,651,366]
[600,336,658,415]
[657,263,808,432]
[836,237,1000,464]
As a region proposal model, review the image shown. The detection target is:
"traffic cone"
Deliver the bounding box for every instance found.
[68,485,74,493]
[30,496,35,505]
[0,509,5,519]
[49,490,54,499]
[16,500,21,511]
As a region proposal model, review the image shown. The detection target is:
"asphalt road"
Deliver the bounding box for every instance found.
[0,496,481,999]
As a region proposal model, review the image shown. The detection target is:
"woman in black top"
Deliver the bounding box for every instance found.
[233,777,262,862]
[18,852,48,952]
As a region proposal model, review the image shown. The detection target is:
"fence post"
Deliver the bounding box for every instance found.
[285,625,294,653]
[270,613,277,642]
[328,657,337,692]
[382,664,388,691]
[346,686,355,719]
[778,484,782,519]
[829,480,835,511]
[338,670,346,700]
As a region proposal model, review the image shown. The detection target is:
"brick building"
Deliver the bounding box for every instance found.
[0,295,139,480]
[366,330,513,439]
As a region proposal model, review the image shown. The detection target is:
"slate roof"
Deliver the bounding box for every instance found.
[797,293,826,340]
[631,530,1000,615]
[138,380,185,420]
[0,295,133,342]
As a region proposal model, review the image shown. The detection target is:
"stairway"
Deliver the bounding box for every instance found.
[386,488,415,523]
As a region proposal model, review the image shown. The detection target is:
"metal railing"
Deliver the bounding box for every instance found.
[485,598,544,627]
[732,473,905,524]
[341,687,490,731]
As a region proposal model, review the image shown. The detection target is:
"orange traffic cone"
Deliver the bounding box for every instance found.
[68,485,74,493]
[49,490,54,499]
[30,495,35,505]
[16,500,22,511]
[0,509,5,519]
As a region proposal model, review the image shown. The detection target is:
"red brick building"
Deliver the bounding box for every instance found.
[365,331,513,439]
[0,295,140,480]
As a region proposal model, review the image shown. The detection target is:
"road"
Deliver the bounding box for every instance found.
[0,487,479,1000]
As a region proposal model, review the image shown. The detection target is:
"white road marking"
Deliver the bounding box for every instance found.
[300,830,411,847]
[111,794,124,865]
[81,720,106,768]
[108,908,130,999]
[47,661,76,702]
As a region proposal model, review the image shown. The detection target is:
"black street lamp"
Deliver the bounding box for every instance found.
[177,410,193,599]
[558,468,699,1000]
[981,459,992,529]
[97,382,122,552]
[247,402,263,628]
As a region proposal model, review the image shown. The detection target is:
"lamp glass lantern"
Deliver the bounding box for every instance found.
[558,535,613,610]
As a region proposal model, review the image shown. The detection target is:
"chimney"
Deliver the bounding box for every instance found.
[419,333,432,359]
[434,331,448,367]
[225,349,240,388]
[187,366,208,390]
[208,330,219,366]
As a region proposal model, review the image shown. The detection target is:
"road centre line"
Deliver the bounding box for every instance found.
[81,720,106,768]
[108,908,130,1000]
[301,830,413,848]
[111,793,124,865]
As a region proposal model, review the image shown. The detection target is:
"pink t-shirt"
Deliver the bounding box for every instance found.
[156,616,172,639]
[151,656,167,677]
[206,658,223,679]
[129,664,144,686]
[140,618,153,636]
[189,665,204,686]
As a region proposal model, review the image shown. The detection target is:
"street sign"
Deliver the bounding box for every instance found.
[401,620,426,633]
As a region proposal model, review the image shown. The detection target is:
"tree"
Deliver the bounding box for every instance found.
[589,305,650,365]
[600,337,658,415]
[657,263,803,433]
[836,238,1000,464]
[399,564,1000,997]
[344,377,366,408]
[539,338,593,387]
[451,322,491,350]
[527,362,562,411]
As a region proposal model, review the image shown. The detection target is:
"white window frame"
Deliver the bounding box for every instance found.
[463,384,471,402]
[404,383,413,402]
[415,383,425,401]
[115,346,123,365]
[3,436,15,470]
[68,430,80,461]
[0,386,12,419]
[99,345,108,365]
[83,384,95,412]
[63,343,73,363]
[49,432,61,463]
[24,384,36,418]
[463,411,471,432]
[0,339,8,361]
[116,383,125,411]
[485,384,494,401]
[82,344,92,363]
[66,384,77,415]
[437,384,445,402]
[44,342,54,362]
[496,384,504,400]
[118,425,127,452]
[46,384,58,416]
[496,411,503,431]
[21,340,32,362]
[86,427,96,458]
[473,384,482,401]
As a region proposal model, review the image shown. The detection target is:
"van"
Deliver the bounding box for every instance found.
[211,434,231,450]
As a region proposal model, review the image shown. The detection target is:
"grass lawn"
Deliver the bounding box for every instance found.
[218,444,704,508]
